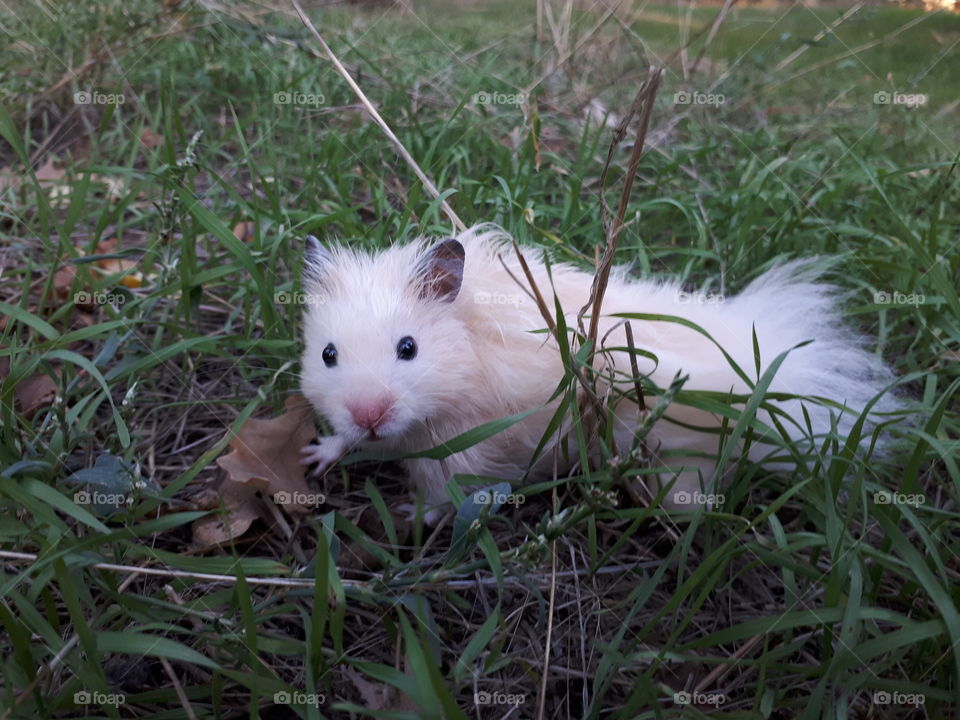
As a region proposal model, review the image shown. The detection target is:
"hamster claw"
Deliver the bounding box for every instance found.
[299,436,347,475]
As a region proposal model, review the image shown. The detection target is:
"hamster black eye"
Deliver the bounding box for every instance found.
[322,343,338,367]
[396,336,417,361]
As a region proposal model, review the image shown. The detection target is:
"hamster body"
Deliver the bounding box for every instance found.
[299,224,901,512]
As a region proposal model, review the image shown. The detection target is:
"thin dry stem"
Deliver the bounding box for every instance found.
[579,66,663,346]
[506,241,601,407]
[690,0,739,75]
[774,1,865,72]
[290,0,466,234]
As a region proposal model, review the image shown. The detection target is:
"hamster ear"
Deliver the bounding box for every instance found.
[303,235,334,280]
[415,238,465,303]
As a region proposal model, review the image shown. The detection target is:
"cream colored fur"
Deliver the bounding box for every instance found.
[300,224,901,512]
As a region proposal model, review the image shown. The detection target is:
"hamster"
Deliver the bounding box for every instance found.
[298,223,902,517]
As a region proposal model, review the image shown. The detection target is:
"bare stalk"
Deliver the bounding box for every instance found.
[290,0,466,234]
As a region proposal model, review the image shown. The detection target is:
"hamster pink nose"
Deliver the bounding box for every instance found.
[347,397,394,431]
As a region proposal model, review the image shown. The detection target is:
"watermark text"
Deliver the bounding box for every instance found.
[874,91,927,108]
[473,91,526,106]
[674,90,725,106]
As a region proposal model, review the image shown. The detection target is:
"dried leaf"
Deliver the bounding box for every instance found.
[16,373,57,419]
[95,237,142,288]
[54,262,78,300]
[138,128,164,149]
[191,478,266,548]
[192,396,319,547]
[56,237,145,302]
[34,157,66,184]
[0,357,58,420]
[232,221,255,243]
[193,396,317,547]
[214,395,317,510]
[345,667,395,710]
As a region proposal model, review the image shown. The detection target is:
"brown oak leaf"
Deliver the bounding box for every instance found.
[192,395,319,548]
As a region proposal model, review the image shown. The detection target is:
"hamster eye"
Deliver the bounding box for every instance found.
[396,336,417,361]
[322,343,338,367]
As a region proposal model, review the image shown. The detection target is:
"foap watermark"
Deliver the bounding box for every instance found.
[473,91,526,106]
[274,90,326,107]
[673,90,725,106]
[475,490,525,506]
[675,290,724,305]
[274,490,326,507]
[74,690,125,707]
[74,90,125,105]
[674,691,726,706]
[873,91,927,108]
[74,490,132,507]
[274,290,323,306]
[474,691,526,706]
[874,290,925,306]
[474,290,524,307]
[673,490,724,507]
[75,291,127,306]
[274,690,325,707]
[872,690,925,707]
[873,490,924,507]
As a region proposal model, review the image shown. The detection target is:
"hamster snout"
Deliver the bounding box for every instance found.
[347,395,394,434]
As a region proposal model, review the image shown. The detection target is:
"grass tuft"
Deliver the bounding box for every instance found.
[0,0,957,717]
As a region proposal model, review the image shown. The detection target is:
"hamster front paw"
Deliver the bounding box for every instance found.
[299,435,347,476]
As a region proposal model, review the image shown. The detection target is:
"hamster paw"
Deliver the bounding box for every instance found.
[299,435,347,476]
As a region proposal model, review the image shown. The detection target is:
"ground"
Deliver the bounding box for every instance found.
[0,0,958,718]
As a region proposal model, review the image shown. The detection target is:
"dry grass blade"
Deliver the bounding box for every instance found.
[579,66,663,346]
[536,527,560,720]
[289,0,466,234]
[507,239,558,338]
[553,66,662,483]
[523,2,621,97]
[160,656,199,720]
[505,242,601,407]
[689,0,739,76]
[0,550,328,588]
[773,1,865,72]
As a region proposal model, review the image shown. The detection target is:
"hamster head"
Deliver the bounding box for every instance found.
[299,236,474,448]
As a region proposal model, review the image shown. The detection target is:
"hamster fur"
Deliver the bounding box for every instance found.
[299,224,902,514]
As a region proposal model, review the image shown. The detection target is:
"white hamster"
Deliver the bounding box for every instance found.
[299,224,901,515]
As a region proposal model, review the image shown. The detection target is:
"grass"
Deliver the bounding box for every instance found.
[0,0,958,717]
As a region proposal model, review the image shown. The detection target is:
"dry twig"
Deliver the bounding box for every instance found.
[579,66,663,346]
[290,0,466,234]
